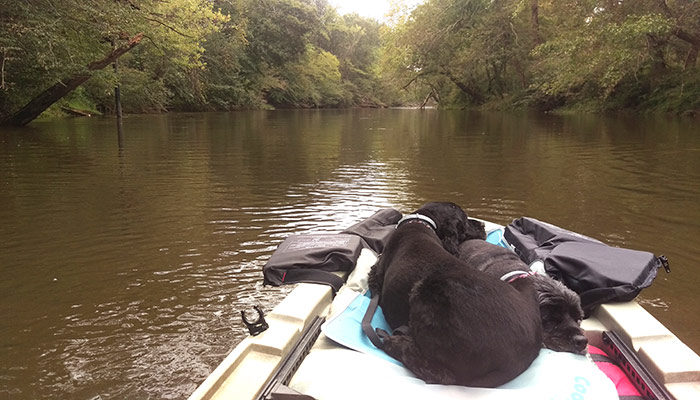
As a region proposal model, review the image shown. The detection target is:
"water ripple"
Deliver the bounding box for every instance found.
[2,111,699,399]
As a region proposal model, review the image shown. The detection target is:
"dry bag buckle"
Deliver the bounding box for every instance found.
[658,255,671,274]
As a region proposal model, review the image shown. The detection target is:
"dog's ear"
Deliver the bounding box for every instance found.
[532,275,584,313]
[442,232,461,255]
[465,218,486,241]
[441,217,486,254]
[440,215,467,255]
[418,202,474,255]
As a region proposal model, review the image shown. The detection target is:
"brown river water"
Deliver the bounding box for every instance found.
[1,109,699,399]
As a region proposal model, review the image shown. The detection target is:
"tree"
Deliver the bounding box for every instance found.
[266,44,345,107]
[3,34,143,126]
[382,0,537,107]
[0,0,227,123]
[325,13,384,105]
[382,0,700,112]
[529,0,699,110]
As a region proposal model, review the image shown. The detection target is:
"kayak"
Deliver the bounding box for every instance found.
[188,219,700,400]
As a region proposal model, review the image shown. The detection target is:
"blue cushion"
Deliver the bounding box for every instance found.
[322,291,401,365]
[486,228,510,249]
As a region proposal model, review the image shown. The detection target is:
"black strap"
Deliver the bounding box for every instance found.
[589,353,617,364]
[281,269,345,293]
[362,294,384,348]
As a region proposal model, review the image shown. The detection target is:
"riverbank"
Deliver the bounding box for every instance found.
[461,77,700,118]
[38,94,699,124]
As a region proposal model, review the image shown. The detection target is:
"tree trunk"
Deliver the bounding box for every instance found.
[113,40,124,148]
[675,29,700,69]
[647,34,668,78]
[512,58,529,89]
[684,47,698,69]
[531,0,541,44]
[420,91,432,109]
[656,0,700,58]
[419,86,440,109]
[442,70,485,105]
[1,33,143,127]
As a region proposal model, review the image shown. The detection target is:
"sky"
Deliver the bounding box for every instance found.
[328,0,424,21]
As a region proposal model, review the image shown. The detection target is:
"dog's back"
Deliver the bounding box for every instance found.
[369,205,544,387]
[371,223,446,328]
[401,264,543,387]
[458,239,529,277]
[458,238,588,354]
[368,202,484,329]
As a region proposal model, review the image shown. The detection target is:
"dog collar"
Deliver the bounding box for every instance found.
[396,214,437,232]
[500,270,533,283]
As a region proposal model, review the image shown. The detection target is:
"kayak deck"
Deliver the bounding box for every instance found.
[188,283,335,400]
[583,302,700,397]
[189,220,700,400]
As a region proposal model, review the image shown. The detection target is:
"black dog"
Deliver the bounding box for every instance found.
[368,202,542,387]
[458,239,588,354]
[368,202,485,329]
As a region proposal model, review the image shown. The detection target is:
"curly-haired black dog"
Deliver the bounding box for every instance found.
[368,202,485,329]
[367,202,542,387]
[458,239,588,354]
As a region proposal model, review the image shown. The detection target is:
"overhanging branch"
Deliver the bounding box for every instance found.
[2,33,144,126]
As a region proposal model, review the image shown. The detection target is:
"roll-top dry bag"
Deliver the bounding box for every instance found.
[262,234,364,293]
[263,208,402,293]
[504,217,670,315]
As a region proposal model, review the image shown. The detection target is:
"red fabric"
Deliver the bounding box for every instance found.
[588,345,642,397]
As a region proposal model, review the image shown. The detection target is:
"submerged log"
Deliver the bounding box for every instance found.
[60,106,93,117]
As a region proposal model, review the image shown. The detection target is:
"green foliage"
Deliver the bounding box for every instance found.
[637,68,700,114]
[532,12,674,100]
[526,1,700,112]
[266,45,345,107]
[379,0,541,108]
[244,0,320,65]
[379,0,700,113]
[0,0,393,116]
[3,0,698,118]
[0,0,228,117]
[325,13,384,105]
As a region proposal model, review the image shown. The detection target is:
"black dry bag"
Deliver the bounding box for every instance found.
[341,208,402,254]
[262,234,364,293]
[504,217,670,315]
[262,208,402,293]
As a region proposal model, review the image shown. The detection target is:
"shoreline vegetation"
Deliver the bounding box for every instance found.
[2,0,699,126]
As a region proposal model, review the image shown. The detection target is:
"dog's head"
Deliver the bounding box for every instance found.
[531,275,588,354]
[416,202,485,255]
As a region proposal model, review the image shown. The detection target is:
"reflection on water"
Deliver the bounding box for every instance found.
[1,110,699,399]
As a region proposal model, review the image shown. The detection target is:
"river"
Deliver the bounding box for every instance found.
[1,109,698,399]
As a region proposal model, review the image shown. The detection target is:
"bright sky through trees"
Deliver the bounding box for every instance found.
[329,0,424,21]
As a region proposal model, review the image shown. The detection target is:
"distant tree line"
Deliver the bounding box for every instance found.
[1,0,698,125]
